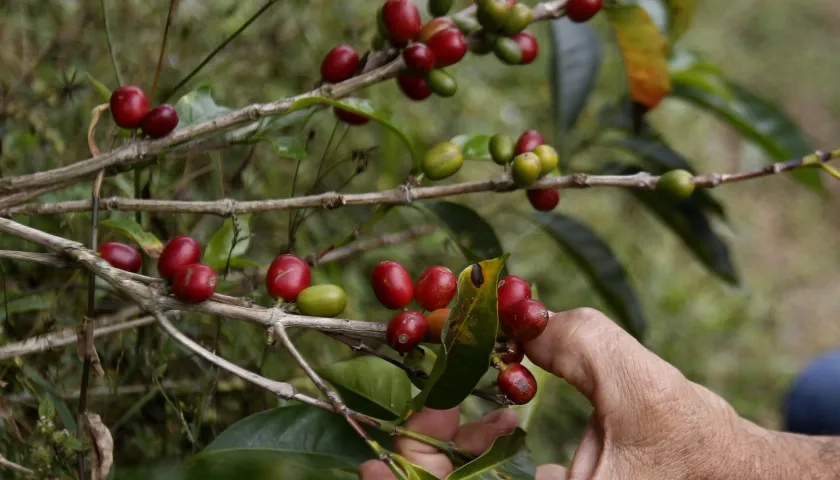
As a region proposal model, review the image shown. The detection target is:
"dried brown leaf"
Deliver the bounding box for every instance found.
[86,412,113,480]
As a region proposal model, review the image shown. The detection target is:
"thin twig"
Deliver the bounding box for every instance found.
[100,0,124,86]
[0,455,34,477]
[151,0,179,98]
[310,224,438,266]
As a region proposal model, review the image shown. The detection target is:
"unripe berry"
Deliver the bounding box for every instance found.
[109,85,149,129]
[171,263,217,304]
[140,104,179,139]
[426,28,467,68]
[526,188,560,211]
[425,69,458,97]
[511,31,539,65]
[381,0,423,43]
[497,275,532,323]
[497,363,537,405]
[387,310,428,353]
[501,4,533,35]
[334,107,370,125]
[476,0,512,32]
[656,169,696,199]
[489,134,515,165]
[371,261,414,310]
[98,242,142,273]
[296,284,347,318]
[426,308,450,343]
[265,254,311,302]
[158,236,202,280]
[418,17,457,43]
[532,144,559,176]
[492,37,522,65]
[403,43,436,74]
[321,45,360,84]
[515,129,545,154]
[428,0,454,17]
[503,298,549,342]
[511,152,542,187]
[422,140,464,180]
[414,266,457,311]
[495,338,525,364]
[565,0,603,23]
[397,75,433,101]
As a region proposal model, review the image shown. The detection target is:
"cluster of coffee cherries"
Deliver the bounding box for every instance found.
[264,254,348,318]
[108,85,179,139]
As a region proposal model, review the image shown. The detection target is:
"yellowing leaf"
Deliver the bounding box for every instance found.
[605,5,672,109]
[666,0,696,42]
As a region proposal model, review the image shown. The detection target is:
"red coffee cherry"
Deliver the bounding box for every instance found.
[426,307,450,343]
[396,75,433,101]
[171,263,217,304]
[565,0,602,23]
[511,31,539,65]
[526,188,560,211]
[418,17,456,42]
[497,275,532,323]
[265,254,311,302]
[371,260,414,310]
[158,236,202,280]
[98,242,142,273]
[502,298,549,342]
[515,129,545,154]
[334,107,370,125]
[426,28,467,67]
[497,363,537,405]
[414,265,457,311]
[109,85,149,129]
[320,45,360,83]
[403,43,436,74]
[140,104,179,139]
[381,0,423,43]
[495,338,525,364]
[386,310,428,353]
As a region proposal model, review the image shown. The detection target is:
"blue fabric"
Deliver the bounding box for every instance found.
[783,349,840,436]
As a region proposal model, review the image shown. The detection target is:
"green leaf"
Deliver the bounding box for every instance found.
[393,454,441,480]
[627,0,669,36]
[19,364,76,433]
[317,356,412,421]
[174,86,232,129]
[451,134,491,160]
[203,215,252,271]
[286,96,419,168]
[0,293,53,322]
[38,395,55,419]
[190,404,391,473]
[447,428,536,479]
[85,73,112,102]
[257,135,307,161]
[256,107,317,135]
[416,201,504,263]
[670,57,825,192]
[403,346,438,390]
[411,256,509,412]
[665,0,696,42]
[549,17,602,133]
[531,213,646,339]
[101,217,164,258]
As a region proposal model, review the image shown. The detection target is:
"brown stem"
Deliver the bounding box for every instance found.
[151,0,180,98]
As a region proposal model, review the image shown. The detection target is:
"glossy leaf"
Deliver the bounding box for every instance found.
[604,4,672,109]
[174,86,232,129]
[85,73,112,102]
[411,256,509,412]
[317,356,412,421]
[258,135,308,161]
[447,428,536,479]
[548,17,602,132]
[451,134,491,160]
[393,454,441,480]
[665,0,696,42]
[256,107,317,136]
[190,404,390,472]
[203,214,252,271]
[531,213,646,339]
[101,217,164,257]
[416,201,504,263]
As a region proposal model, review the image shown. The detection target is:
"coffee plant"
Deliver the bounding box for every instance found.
[0,0,837,479]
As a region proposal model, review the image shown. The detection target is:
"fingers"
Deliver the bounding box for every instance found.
[393,407,460,479]
[358,460,395,480]
[452,408,520,455]
[536,464,568,479]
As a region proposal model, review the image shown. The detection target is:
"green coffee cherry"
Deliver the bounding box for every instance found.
[422,141,464,180]
[493,37,522,65]
[501,4,533,35]
[656,169,696,199]
[469,36,495,55]
[476,0,511,32]
[489,134,515,165]
[532,144,559,176]
[428,0,454,17]
[296,284,347,318]
[453,15,481,35]
[512,152,542,187]
[426,69,458,97]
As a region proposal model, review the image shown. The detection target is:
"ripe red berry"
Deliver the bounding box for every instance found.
[140,104,179,139]
[158,236,202,280]
[497,275,532,323]
[371,260,414,310]
[418,17,456,42]
[381,0,423,43]
[334,107,369,125]
[265,254,311,302]
[171,263,217,304]
[565,0,603,23]
[497,363,537,405]
[515,130,545,154]
[426,28,467,67]
[511,31,539,65]
[320,45,360,84]
[403,43,436,74]
[109,85,149,129]
[386,310,428,353]
[396,75,433,101]
[495,338,525,364]
[98,242,142,273]
[503,298,549,342]
[526,188,560,211]
[414,266,457,311]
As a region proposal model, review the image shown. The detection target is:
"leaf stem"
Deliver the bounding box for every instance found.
[151,0,179,99]
[100,0,123,86]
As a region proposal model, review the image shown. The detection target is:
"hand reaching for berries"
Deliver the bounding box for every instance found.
[361,307,840,480]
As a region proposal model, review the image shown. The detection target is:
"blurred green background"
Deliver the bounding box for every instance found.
[1,0,840,478]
